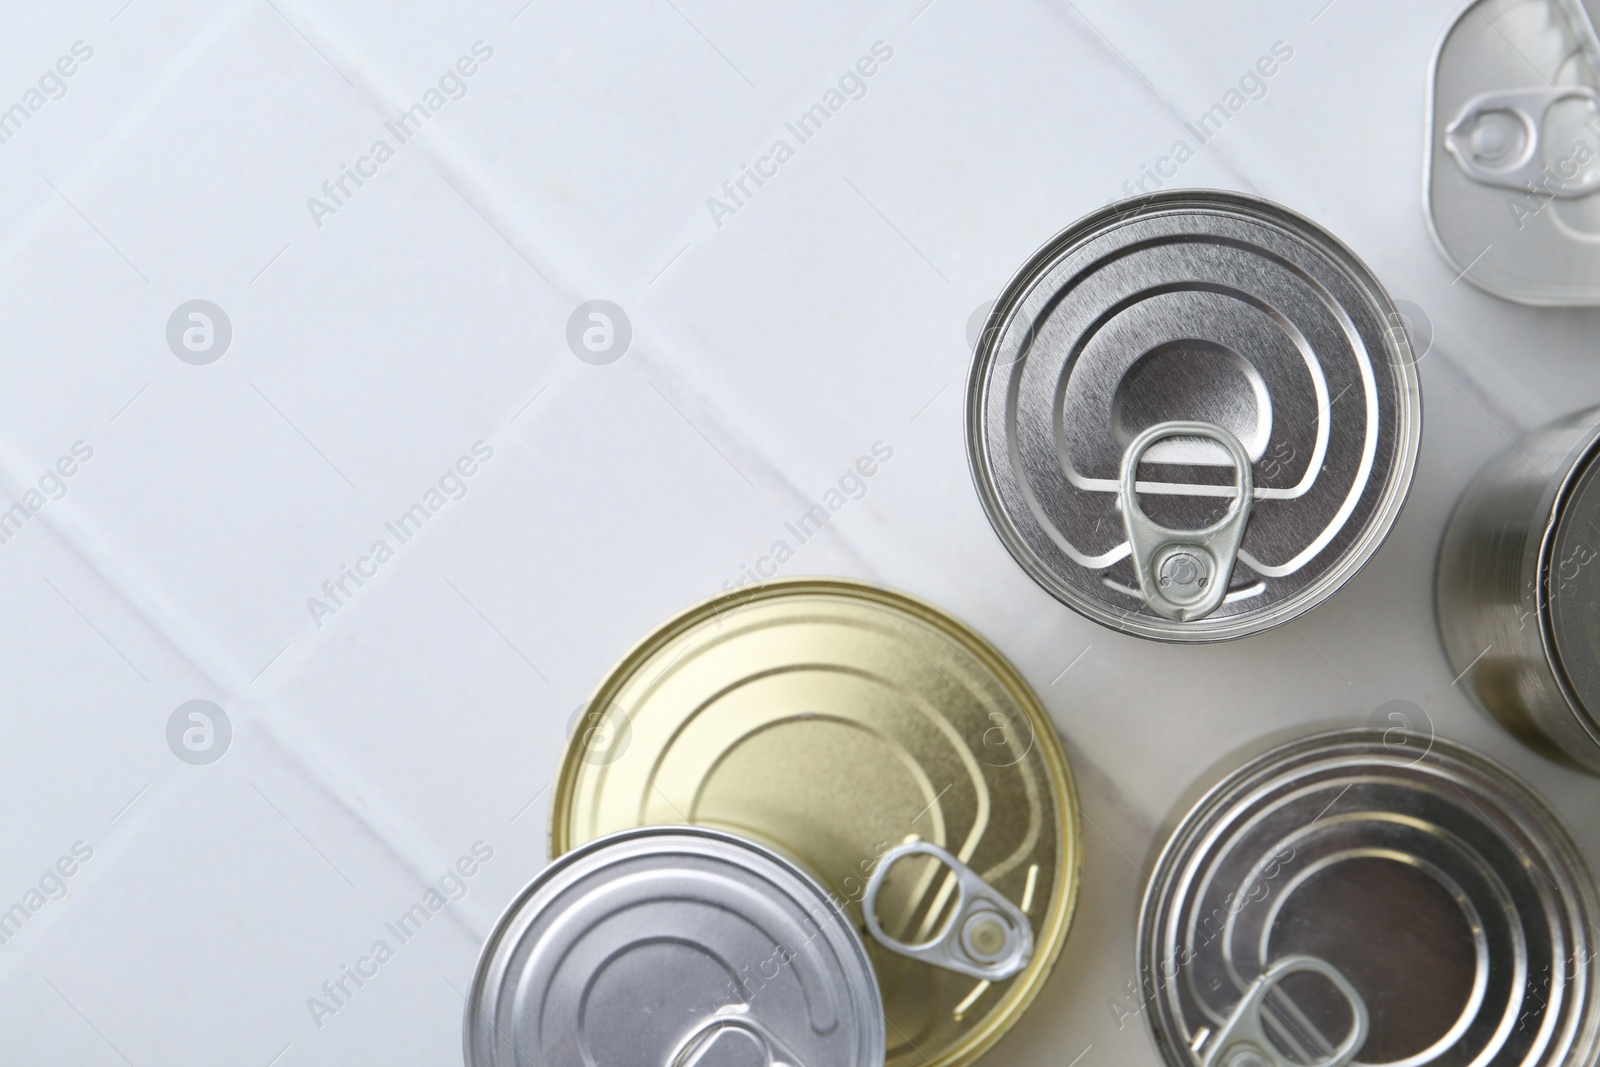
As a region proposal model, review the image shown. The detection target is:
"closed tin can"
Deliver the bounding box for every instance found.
[1437,403,1600,771]
[552,578,1080,1067]
[464,825,884,1067]
[966,191,1422,641]
[1138,730,1600,1067]
[1426,0,1600,305]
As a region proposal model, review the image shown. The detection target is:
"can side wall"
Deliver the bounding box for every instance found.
[1437,408,1600,771]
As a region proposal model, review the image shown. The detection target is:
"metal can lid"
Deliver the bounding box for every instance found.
[464,825,885,1067]
[967,191,1422,641]
[1547,436,1600,724]
[1138,729,1600,1067]
[551,578,1081,1067]
[1425,0,1600,305]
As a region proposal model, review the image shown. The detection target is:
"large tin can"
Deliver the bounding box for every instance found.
[966,190,1422,641]
[552,578,1081,1067]
[1437,403,1600,771]
[465,826,884,1067]
[1139,729,1600,1067]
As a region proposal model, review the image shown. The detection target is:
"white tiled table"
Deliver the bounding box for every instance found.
[2,1,1593,1063]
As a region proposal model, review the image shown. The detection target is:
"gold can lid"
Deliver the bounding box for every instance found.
[551,578,1081,1067]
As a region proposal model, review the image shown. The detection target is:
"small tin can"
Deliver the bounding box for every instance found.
[552,578,1081,1067]
[464,825,884,1067]
[966,190,1422,641]
[1437,404,1600,771]
[1138,730,1600,1067]
[1426,0,1600,305]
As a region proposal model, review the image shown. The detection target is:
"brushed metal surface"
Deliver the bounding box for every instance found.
[1437,404,1600,771]
[966,191,1421,641]
[464,826,884,1067]
[550,578,1080,1067]
[1138,731,1600,1067]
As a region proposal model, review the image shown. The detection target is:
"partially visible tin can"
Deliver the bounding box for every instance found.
[465,826,884,1067]
[1426,0,1600,305]
[1139,729,1600,1067]
[552,578,1081,1067]
[966,191,1422,641]
[1438,403,1600,771]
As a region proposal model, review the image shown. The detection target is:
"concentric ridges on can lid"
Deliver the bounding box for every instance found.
[967,190,1421,641]
[549,577,1082,1067]
[1136,729,1600,1067]
[465,825,885,1067]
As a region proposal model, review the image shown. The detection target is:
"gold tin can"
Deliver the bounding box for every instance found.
[551,578,1081,1067]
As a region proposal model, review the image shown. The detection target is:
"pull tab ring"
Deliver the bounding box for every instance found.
[670,1009,803,1067]
[1200,955,1369,1067]
[1119,420,1254,622]
[1444,86,1600,198]
[861,841,1033,981]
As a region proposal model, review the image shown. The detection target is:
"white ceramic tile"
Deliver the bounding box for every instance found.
[263,356,883,873]
[7,0,1600,1064]
[0,733,496,1066]
[260,0,903,288]
[0,3,577,677]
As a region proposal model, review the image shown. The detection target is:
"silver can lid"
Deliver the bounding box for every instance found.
[966,191,1422,641]
[1138,730,1600,1067]
[1425,0,1600,305]
[1547,438,1600,724]
[465,826,885,1067]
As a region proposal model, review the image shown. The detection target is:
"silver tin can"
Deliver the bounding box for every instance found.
[1426,0,1600,305]
[1138,730,1600,1067]
[464,826,884,1067]
[966,191,1422,642]
[1437,404,1600,771]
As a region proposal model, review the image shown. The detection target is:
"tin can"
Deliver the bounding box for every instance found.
[1437,404,1600,771]
[1138,729,1600,1067]
[966,190,1422,641]
[1426,0,1600,305]
[464,825,884,1067]
[551,577,1081,1067]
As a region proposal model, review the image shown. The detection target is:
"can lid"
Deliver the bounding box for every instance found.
[967,191,1421,641]
[1426,0,1600,305]
[464,826,885,1067]
[1138,730,1600,1067]
[551,578,1081,1067]
[1546,437,1600,724]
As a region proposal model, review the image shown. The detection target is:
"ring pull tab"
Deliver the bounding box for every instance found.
[861,841,1033,981]
[1444,86,1600,198]
[1199,955,1369,1067]
[1118,420,1254,622]
[670,1009,805,1067]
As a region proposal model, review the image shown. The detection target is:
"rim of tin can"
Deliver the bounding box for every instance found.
[965,189,1423,643]
[1135,727,1600,1067]
[549,576,1083,1067]
[464,823,886,1067]
[1539,420,1600,734]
